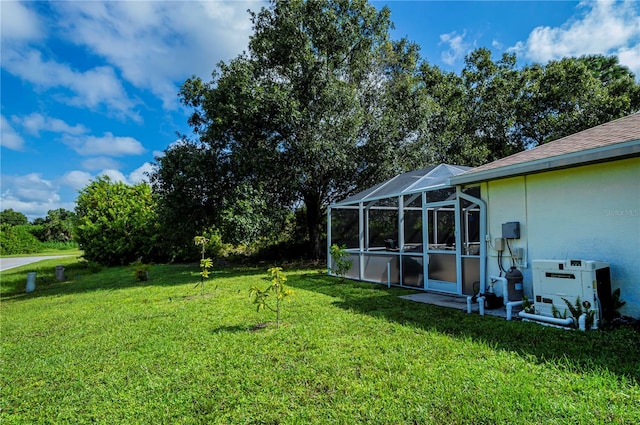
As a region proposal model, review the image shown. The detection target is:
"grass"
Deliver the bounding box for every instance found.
[0,247,82,258]
[1,259,639,424]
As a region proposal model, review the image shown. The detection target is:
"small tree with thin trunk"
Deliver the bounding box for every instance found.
[249,267,295,328]
[194,235,212,296]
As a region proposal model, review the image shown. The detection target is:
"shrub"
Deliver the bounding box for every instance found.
[0,224,44,255]
[329,244,352,279]
[40,241,79,251]
[132,261,151,282]
[74,176,159,265]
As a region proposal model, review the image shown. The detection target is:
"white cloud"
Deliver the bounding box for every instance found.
[98,169,128,183]
[0,165,153,221]
[618,44,640,75]
[60,170,93,191]
[0,196,75,222]
[81,157,121,171]
[60,162,155,190]
[0,115,25,150]
[128,162,156,184]
[0,1,43,41]
[52,0,262,108]
[63,132,145,157]
[1,173,59,203]
[95,163,154,185]
[440,31,469,66]
[511,0,640,76]
[0,169,86,220]
[13,112,88,137]
[2,49,141,122]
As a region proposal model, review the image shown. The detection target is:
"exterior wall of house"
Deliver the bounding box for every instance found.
[481,157,640,318]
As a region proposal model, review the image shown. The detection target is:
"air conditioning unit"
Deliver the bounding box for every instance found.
[530,260,612,329]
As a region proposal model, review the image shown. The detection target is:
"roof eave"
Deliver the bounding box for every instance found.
[449,139,640,185]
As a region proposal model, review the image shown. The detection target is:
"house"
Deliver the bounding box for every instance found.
[328,113,640,319]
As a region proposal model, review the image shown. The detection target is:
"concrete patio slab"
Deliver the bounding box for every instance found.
[400,292,508,318]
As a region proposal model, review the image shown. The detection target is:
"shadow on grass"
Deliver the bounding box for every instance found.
[0,259,268,301]
[211,325,250,334]
[288,271,640,384]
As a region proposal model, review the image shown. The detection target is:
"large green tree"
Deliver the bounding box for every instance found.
[516,54,640,146]
[150,140,229,260]
[161,1,639,261]
[414,50,639,163]
[39,208,76,242]
[74,176,159,265]
[0,209,28,226]
[179,0,420,258]
[461,48,523,160]
[413,62,488,166]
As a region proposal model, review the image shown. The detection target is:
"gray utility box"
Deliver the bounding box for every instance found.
[502,222,520,239]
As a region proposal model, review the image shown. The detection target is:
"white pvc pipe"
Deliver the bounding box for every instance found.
[506,301,523,321]
[520,320,573,330]
[518,311,574,327]
[467,296,487,316]
[489,275,508,302]
[578,313,587,331]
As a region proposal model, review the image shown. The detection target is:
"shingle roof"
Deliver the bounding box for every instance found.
[451,113,640,184]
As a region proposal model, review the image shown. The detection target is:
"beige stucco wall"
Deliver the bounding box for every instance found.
[482,157,640,318]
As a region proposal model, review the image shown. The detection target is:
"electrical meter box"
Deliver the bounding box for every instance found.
[502,222,520,239]
[532,260,612,329]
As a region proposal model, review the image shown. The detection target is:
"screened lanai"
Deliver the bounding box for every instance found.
[328,164,486,296]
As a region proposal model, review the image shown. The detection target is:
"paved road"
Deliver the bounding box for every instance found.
[0,256,74,272]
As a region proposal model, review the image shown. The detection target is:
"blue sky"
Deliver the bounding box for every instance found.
[1,0,639,220]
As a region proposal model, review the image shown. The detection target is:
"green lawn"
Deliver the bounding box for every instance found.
[1,259,639,424]
[0,247,82,258]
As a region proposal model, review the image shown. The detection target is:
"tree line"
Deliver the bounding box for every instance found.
[151,0,639,261]
[0,208,76,255]
[5,0,638,264]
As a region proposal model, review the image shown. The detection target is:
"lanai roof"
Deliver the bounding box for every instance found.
[451,113,640,185]
[333,164,470,206]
